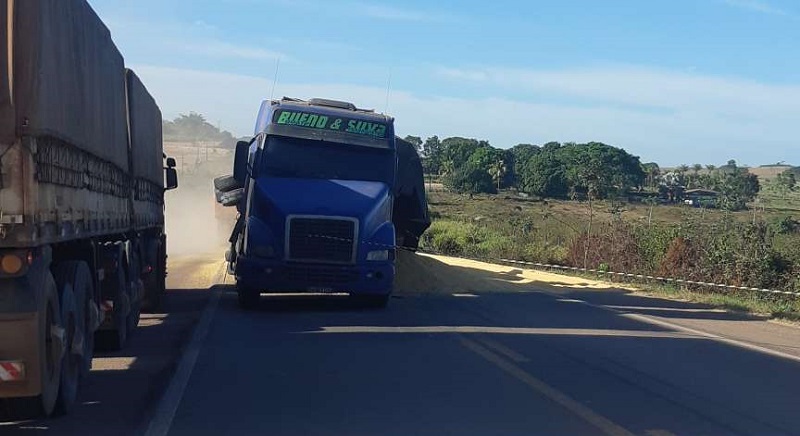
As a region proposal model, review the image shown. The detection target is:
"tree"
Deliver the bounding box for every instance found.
[710,168,760,211]
[641,162,661,189]
[403,136,423,153]
[443,163,496,195]
[441,137,483,169]
[421,136,442,174]
[509,144,541,188]
[162,112,235,145]
[772,170,797,196]
[489,159,508,191]
[520,150,569,198]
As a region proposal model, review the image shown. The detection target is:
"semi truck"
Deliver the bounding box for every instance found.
[216,97,429,309]
[0,0,177,416]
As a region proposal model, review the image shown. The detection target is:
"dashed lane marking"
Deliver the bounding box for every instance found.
[459,335,635,436]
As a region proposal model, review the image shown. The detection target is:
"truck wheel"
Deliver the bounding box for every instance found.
[38,273,63,417]
[350,294,390,309]
[143,241,166,312]
[127,251,142,333]
[52,261,95,377]
[5,275,63,419]
[237,284,260,310]
[97,260,129,351]
[54,287,79,415]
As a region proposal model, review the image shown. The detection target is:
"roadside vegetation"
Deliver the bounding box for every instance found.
[405,134,800,319]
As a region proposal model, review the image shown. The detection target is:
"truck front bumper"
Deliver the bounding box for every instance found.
[235,256,394,295]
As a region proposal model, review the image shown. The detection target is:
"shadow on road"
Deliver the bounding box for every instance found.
[0,288,212,435]
[395,252,766,324]
[176,253,800,436]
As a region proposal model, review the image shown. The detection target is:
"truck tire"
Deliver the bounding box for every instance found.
[214,174,241,192]
[97,259,129,351]
[127,252,142,333]
[35,273,63,417]
[54,287,79,415]
[52,261,94,377]
[143,238,166,312]
[5,273,63,419]
[237,283,260,310]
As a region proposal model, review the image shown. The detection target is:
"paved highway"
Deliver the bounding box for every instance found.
[3,252,800,435]
[160,253,800,436]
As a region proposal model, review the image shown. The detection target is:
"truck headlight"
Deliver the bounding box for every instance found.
[366,250,389,261]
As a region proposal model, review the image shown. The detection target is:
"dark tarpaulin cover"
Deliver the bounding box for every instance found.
[126,69,163,187]
[393,137,430,249]
[11,0,129,170]
[0,2,12,144]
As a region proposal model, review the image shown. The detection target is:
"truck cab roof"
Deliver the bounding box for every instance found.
[253,97,395,149]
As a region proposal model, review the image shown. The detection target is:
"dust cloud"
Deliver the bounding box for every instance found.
[164,146,237,257]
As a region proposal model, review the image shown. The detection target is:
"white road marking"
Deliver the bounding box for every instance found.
[620,312,800,364]
[539,289,800,364]
[309,325,703,339]
[475,335,530,363]
[144,283,223,436]
[604,305,727,313]
[460,336,635,436]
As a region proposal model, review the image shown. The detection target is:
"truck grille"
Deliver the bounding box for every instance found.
[287,217,357,263]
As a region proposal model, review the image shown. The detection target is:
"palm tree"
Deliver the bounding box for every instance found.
[490,159,507,191]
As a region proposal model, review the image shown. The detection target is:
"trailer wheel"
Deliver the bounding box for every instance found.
[52,261,94,377]
[126,250,142,333]
[54,287,79,415]
[127,278,143,333]
[97,260,129,351]
[38,273,63,416]
[143,239,166,312]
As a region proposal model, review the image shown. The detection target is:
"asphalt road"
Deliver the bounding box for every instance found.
[157,254,800,436]
[0,252,223,435]
[3,252,800,435]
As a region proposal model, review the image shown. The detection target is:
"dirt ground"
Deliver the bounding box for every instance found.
[394,250,632,297]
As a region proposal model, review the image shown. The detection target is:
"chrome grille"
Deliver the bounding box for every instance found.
[287,217,356,263]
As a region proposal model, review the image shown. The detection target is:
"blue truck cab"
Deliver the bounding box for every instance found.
[229,97,399,308]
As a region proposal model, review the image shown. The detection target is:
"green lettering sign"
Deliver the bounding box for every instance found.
[273,109,388,139]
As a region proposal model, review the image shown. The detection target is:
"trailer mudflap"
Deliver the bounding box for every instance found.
[0,312,41,398]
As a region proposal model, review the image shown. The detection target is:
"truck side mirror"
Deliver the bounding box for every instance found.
[165,167,178,190]
[166,157,177,168]
[233,140,249,185]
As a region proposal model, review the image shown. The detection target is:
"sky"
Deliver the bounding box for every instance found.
[89,0,800,166]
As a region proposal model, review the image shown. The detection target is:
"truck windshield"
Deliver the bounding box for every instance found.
[261,136,395,184]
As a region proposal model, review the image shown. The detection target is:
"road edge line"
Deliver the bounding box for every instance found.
[143,285,222,436]
[539,288,800,364]
[619,312,800,364]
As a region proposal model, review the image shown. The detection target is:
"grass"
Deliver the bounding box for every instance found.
[424,190,800,321]
[629,282,800,322]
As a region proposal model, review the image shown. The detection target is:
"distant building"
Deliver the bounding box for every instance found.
[684,189,719,208]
